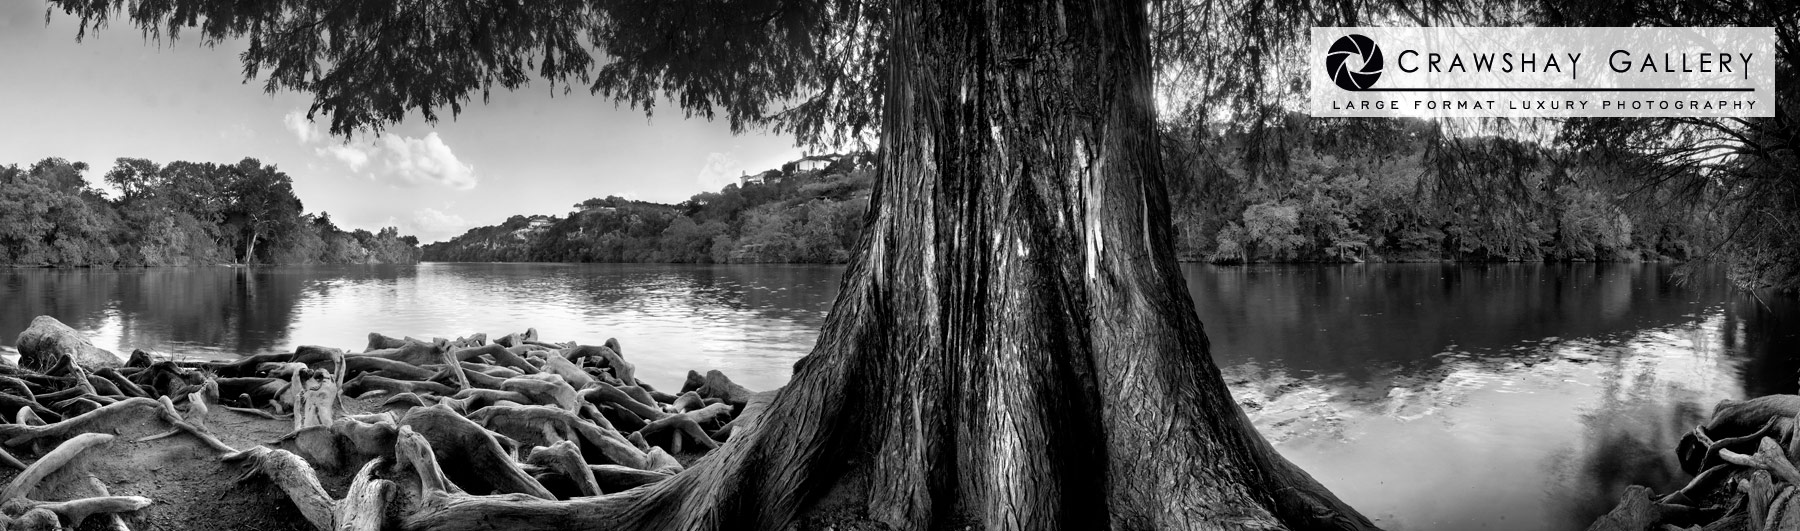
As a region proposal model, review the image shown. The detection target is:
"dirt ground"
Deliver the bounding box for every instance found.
[0,397,386,531]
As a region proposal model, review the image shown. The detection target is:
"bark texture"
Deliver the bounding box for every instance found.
[400,0,1373,529]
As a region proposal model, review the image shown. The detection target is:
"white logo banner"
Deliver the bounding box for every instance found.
[1310,27,1775,117]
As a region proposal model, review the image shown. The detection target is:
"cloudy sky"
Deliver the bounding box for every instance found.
[0,4,804,243]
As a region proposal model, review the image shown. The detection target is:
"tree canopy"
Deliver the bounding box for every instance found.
[51,0,883,147]
[46,0,1796,287]
[0,156,422,266]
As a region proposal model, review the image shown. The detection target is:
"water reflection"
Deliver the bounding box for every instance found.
[1188,263,1787,530]
[1,264,844,390]
[0,267,307,356]
[1730,295,1800,397]
[0,262,1793,530]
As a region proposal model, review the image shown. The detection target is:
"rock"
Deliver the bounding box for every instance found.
[127,349,154,368]
[15,316,123,371]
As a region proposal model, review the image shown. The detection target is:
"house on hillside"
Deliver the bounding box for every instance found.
[511,217,555,240]
[740,169,783,186]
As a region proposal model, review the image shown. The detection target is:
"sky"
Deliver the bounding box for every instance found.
[0,4,805,243]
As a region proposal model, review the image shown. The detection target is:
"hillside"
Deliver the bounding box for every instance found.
[428,123,1717,265]
[423,153,873,263]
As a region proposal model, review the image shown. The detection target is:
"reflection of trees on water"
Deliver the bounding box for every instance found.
[1191,262,1795,531]
[1468,291,1789,531]
[1186,262,1737,381]
[1731,295,1800,397]
[0,267,364,356]
[528,264,844,328]
[1548,343,1718,531]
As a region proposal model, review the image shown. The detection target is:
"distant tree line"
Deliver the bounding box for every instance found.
[0,157,422,267]
[428,128,1710,266]
[423,156,872,263]
[1167,117,1718,264]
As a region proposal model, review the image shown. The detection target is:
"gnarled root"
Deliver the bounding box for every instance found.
[0,396,238,455]
[0,433,154,530]
[635,403,730,454]
[525,441,601,498]
[400,405,554,500]
[227,447,395,531]
[343,374,456,399]
[1599,401,1800,531]
[1586,485,1694,531]
[589,464,672,493]
[467,405,648,469]
[1720,437,1800,487]
[268,414,400,473]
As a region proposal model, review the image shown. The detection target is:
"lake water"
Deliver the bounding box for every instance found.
[1,262,1793,530]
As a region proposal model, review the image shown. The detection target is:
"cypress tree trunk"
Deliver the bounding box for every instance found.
[405,0,1375,528]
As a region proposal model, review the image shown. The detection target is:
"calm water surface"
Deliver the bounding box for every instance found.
[2,262,1794,530]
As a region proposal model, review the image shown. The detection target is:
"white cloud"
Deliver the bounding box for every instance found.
[283,111,322,144]
[696,151,743,191]
[317,144,371,171]
[411,207,469,242]
[376,132,476,190]
[284,109,477,190]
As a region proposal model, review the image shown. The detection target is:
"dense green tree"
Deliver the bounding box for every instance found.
[425,165,873,264]
[1147,0,1793,286]
[0,156,422,267]
[1534,1,1798,289]
[0,159,120,266]
[220,158,304,264]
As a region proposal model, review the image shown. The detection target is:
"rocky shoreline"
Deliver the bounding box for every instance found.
[0,315,758,530]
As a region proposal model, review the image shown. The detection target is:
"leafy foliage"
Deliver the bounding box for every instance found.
[1176,116,1717,264]
[47,0,884,148]
[0,157,421,267]
[423,160,872,263]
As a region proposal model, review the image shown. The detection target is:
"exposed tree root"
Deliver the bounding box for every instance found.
[227,448,395,531]
[1596,395,1800,531]
[400,405,554,499]
[0,447,24,471]
[343,374,456,399]
[0,433,154,530]
[524,441,600,498]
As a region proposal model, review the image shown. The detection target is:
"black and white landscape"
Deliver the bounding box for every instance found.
[0,1,1794,531]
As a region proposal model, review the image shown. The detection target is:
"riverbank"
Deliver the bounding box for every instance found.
[3,262,1782,530]
[0,317,759,530]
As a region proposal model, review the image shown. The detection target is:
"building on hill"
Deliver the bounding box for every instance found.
[740,169,783,186]
[783,154,841,174]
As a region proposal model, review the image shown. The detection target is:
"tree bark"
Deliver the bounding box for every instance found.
[242,228,259,265]
[402,0,1374,529]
